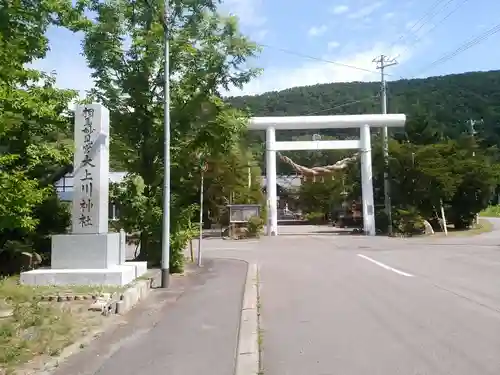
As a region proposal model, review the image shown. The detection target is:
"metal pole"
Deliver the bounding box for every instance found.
[265,127,278,236]
[360,124,376,236]
[374,54,397,236]
[197,170,204,267]
[160,2,170,288]
[440,199,448,236]
[381,64,392,236]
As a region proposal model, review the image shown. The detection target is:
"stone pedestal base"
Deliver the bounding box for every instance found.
[19,232,149,286]
[20,265,136,286]
[51,233,120,269]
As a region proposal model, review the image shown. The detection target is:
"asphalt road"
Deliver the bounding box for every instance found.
[204,223,500,375]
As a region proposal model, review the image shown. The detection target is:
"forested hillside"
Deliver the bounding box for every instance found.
[229,70,500,146]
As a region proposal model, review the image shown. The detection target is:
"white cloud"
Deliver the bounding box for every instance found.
[222,0,270,44]
[308,25,328,37]
[331,5,349,15]
[383,12,395,19]
[405,20,416,29]
[348,2,384,19]
[327,41,340,50]
[228,42,410,96]
[253,29,269,41]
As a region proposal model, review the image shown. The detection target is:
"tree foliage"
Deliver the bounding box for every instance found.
[295,137,499,234]
[0,157,49,232]
[81,0,262,270]
[298,175,344,217]
[0,0,87,273]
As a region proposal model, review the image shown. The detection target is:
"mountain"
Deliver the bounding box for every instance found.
[229,70,500,146]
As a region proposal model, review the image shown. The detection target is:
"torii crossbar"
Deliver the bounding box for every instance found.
[248,114,406,236]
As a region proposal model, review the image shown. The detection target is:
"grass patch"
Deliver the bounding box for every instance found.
[449,218,493,236]
[0,277,120,374]
[480,205,500,217]
[431,218,493,238]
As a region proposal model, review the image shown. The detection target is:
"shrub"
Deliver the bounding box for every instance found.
[480,205,500,217]
[247,216,264,238]
[393,207,425,236]
[304,211,325,224]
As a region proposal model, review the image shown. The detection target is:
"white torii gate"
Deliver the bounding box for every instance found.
[248,114,406,236]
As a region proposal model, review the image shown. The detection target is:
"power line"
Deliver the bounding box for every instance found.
[414,21,500,77]
[305,96,380,115]
[135,12,384,79]
[388,0,449,50]
[406,0,457,42]
[258,43,384,76]
[397,0,470,59]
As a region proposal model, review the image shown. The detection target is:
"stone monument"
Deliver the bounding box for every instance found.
[20,104,147,286]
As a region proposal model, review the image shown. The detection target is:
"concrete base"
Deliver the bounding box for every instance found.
[125,261,148,278]
[20,265,135,286]
[51,232,120,269]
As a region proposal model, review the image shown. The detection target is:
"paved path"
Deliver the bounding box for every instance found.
[204,224,500,375]
[51,222,500,375]
[51,259,247,375]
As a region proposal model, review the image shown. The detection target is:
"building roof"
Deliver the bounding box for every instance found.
[260,175,302,190]
[55,171,128,201]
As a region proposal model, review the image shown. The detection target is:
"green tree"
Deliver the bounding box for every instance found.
[298,175,344,217]
[81,0,260,270]
[400,105,444,145]
[332,137,500,234]
[204,144,264,225]
[0,157,49,232]
[0,0,87,272]
[384,139,499,231]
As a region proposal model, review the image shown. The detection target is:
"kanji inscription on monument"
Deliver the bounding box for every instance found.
[72,104,110,234]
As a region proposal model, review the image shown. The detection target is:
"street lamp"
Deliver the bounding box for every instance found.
[197,153,207,267]
[160,0,171,288]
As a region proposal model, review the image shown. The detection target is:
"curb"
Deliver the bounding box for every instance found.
[115,271,159,315]
[235,263,261,375]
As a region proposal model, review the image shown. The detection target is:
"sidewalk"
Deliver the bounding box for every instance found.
[49,259,248,375]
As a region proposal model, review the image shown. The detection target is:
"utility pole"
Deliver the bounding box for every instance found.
[468,119,477,156]
[373,54,397,235]
[197,159,206,267]
[468,119,480,224]
[160,0,171,288]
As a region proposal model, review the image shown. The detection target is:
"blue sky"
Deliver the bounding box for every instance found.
[34,0,500,97]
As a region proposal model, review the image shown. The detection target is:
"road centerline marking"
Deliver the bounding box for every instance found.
[357,254,414,277]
